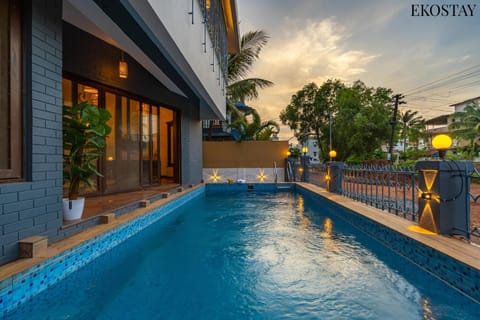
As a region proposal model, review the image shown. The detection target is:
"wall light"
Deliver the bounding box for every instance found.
[287,151,291,157]
[119,52,128,79]
[421,192,432,200]
[210,169,221,183]
[257,169,267,182]
[302,146,308,154]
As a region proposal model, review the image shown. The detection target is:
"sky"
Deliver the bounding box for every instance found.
[236,0,480,140]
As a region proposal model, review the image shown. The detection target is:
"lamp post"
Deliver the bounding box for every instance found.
[431,134,452,160]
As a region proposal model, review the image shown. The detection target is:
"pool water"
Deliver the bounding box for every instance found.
[6,192,480,319]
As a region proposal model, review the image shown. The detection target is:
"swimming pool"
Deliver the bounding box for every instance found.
[4,187,480,319]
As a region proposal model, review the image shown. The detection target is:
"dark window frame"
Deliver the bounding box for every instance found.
[0,0,23,180]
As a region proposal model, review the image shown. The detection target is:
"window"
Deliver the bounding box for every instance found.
[0,0,22,180]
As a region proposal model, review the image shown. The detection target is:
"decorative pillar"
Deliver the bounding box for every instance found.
[328,162,344,194]
[415,160,473,238]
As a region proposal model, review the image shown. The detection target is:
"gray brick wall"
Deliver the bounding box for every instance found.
[0,0,63,265]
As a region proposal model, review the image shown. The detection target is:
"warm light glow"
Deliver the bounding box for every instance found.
[257,169,268,182]
[119,61,128,78]
[422,170,438,191]
[206,0,211,9]
[432,134,452,150]
[324,174,331,181]
[302,146,308,154]
[287,151,291,157]
[419,203,438,233]
[107,156,114,161]
[407,225,436,235]
[210,169,221,183]
[328,150,337,159]
[83,87,98,94]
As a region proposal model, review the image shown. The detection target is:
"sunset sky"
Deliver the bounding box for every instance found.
[236,0,480,139]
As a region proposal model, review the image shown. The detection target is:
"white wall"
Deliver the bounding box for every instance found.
[145,0,227,119]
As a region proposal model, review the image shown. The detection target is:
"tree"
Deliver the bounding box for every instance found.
[448,102,480,158]
[279,80,344,156]
[280,79,393,162]
[399,110,424,155]
[334,81,393,162]
[229,108,279,141]
[227,30,274,114]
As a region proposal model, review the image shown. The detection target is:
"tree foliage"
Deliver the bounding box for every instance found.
[399,109,425,154]
[229,108,279,141]
[280,79,394,162]
[227,30,274,112]
[448,102,480,157]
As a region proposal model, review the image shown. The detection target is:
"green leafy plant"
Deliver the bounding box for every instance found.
[63,102,111,200]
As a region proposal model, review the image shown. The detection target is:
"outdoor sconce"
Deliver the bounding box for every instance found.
[302,146,308,155]
[107,156,114,161]
[432,134,452,159]
[287,151,291,157]
[421,192,432,200]
[210,169,221,183]
[328,150,337,160]
[324,174,331,181]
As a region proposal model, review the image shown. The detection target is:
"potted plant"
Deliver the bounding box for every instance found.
[63,102,111,220]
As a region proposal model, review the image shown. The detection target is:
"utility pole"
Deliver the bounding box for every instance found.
[388,94,405,164]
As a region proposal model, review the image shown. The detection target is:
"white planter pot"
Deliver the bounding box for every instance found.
[62,197,85,221]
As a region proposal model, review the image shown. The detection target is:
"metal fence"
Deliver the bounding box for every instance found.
[342,165,417,221]
[468,167,480,239]
[289,160,480,242]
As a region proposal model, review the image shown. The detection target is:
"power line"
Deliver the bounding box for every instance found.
[403,63,480,96]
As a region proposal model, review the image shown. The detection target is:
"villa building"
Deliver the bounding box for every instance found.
[0,0,239,265]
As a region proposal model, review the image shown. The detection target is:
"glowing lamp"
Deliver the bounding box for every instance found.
[206,0,211,9]
[287,151,291,157]
[107,156,114,161]
[119,61,128,78]
[432,134,452,151]
[302,146,308,154]
[421,192,432,200]
[328,150,337,159]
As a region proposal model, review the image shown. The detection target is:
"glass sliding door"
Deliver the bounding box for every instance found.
[104,94,141,193]
[63,76,180,194]
[160,107,178,184]
[141,104,161,186]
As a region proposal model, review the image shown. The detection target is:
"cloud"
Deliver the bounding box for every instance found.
[245,18,378,139]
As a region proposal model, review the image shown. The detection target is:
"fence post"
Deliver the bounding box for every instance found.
[302,155,310,182]
[328,162,344,194]
[415,160,473,238]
